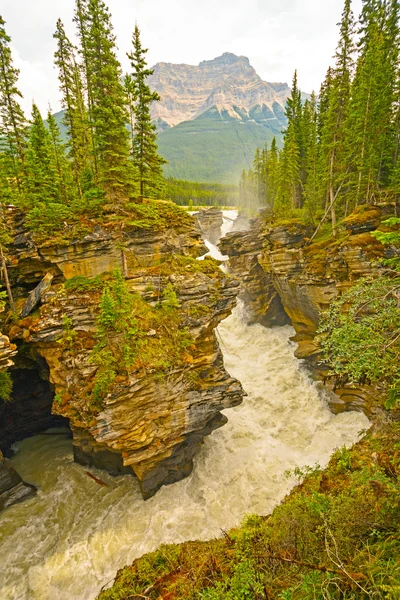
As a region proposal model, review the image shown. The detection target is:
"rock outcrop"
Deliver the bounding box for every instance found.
[193,208,223,245]
[0,328,37,510]
[221,205,398,415]
[2,203,243,500]
[0,450,36,511]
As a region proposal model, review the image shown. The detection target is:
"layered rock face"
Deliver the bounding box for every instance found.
[2,205,243,500]
[221,206,397,415]
[149,53,291,129]
[193,208,223,245]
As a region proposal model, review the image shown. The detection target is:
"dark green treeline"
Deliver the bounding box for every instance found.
[240,0,400,233]
[0,1,166,226]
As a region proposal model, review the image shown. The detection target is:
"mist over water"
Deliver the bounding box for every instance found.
[0,213,370,600]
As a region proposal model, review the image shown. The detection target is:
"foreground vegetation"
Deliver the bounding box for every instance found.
[98,420,400,599]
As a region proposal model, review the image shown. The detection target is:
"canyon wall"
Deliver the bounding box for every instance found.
[1,205,243,501]
[220,205,398,415]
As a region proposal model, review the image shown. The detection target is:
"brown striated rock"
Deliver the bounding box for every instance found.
[219,221,290,327]
[0,333,17,371]
[222,206,397,415]
[4,207,243,499]
[193,208,223,245]
[0,451,36,511]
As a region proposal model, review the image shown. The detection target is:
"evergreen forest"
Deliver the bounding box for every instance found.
[239,0,400,237]
[0,1,166,242]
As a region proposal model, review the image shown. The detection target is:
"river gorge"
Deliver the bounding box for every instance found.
[0,213,370,600]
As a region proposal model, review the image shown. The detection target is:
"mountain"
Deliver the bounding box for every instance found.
[149,53,293,183]
[52,53,300,184]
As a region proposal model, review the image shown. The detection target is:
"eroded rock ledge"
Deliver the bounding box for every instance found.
[1,204,243,500]
[220,205,399,415]
[193,207,223,245]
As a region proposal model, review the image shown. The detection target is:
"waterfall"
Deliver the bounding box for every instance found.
[0,211,369,600]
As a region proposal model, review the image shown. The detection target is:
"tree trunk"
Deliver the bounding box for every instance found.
[0,245,15,312]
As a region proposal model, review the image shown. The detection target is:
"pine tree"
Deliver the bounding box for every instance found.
[53,18,92,197]
[265,137,280,211]
[74,0,98,175]
[278,71,302,210]
[302,93,320,222]
[84,0,134,201]
[25,103,59,206]
[46,109,73,204]
[127,24,166,199]
[346,0,399,205]
[320,0,355,232]
[0,16,27,198]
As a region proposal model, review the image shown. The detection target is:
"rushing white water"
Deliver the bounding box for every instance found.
[0,212,370,600]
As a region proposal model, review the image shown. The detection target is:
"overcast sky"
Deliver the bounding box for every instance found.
[2,0,363,115]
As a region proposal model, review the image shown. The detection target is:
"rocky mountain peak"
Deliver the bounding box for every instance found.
[198,52,251,68]
[148,53,290,128]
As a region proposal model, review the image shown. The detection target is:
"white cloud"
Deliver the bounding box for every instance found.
[2,0,363,114]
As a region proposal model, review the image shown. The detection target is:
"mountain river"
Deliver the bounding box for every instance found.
[0,212,370,600]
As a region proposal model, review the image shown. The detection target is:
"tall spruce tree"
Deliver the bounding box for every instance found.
[302,93,320,222]
[25,103,60,206]
[0,16,27,199]
[79,0,134,201]
[320,0,355,233]
[46,109,73,204]
[346,0,399,204]
[277,71,302,212]
[127,24,166,199]
[54,18,91,198]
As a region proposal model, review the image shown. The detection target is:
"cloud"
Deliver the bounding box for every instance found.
[2,0,363,114]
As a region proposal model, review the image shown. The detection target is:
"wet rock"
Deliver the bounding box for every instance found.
[220,223,290,327]
[0,450,36,511]
[20,273,54,318]
[194,208,223,245]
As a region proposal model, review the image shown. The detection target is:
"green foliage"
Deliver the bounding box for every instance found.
[0,15,27,201]
[126,24,166,199]
[57,315,78,350]
[64,274,106,293]
[98,422,400,600]
[318,276,400,408]
[372,217,400,271]
[89,270,194,408]
[241,0,399,232]
[166,178,238,207]
[0,370,12,402]
[0,290,7,312]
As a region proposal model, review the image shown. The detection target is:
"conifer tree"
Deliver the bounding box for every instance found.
[54,18,91,197]
[302,93,320,222]
[25,103,59,206]
[265,137,280,210]
[46,109,73,204]
[277,71,302,211]
[318,0,355,233]
[84,0,134,201]
[0,16,27,198]
[127,24,166,199]
[346,0,399,205]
